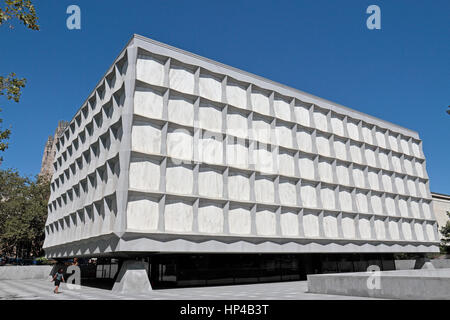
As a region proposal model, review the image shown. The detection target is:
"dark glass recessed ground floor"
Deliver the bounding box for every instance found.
[64,252,423,290]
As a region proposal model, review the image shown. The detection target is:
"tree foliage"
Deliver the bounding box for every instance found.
[0,0,39,30]
[0,73,26,160]
[440,211,450,254]
[0,169,50,257]
[0,0,38,163]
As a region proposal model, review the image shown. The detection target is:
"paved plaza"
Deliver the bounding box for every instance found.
[0,279,376,300]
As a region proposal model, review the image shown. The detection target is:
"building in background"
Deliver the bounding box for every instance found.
[431,192,450,239]
[43,35,440,289]
[39,121,69,179]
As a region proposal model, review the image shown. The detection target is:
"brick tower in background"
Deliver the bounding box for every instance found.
[39,121,68,179]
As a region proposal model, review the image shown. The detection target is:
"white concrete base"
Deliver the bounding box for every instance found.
[0,266,53,280]
[307,268,450,299]
[112,260,152,294]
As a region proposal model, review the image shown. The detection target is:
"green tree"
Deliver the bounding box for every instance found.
[0,0,39,163]
[0,169,50,257]
[0,0,39,30]
[440,211,450,254]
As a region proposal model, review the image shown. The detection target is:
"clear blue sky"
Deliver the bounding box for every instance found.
[0,0,449,194]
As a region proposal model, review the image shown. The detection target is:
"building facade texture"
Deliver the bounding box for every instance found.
[43,35,440,260]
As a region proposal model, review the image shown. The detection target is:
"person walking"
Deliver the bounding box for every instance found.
[52,268,65,294]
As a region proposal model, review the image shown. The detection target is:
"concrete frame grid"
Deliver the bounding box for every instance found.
[44,34,440,258]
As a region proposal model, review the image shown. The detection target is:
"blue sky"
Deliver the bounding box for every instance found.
[0,0,449,194]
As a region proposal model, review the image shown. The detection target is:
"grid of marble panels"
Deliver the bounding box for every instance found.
[44,54,128,248]
[125,50,438,243]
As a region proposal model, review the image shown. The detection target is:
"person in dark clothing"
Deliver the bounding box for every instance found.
[52,268,65,294]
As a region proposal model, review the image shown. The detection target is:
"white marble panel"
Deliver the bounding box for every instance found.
[134,87,163,119]
[375,130,386,148]
[199,134,223,164]
[313,111,328,132]
[318,161,333,183]
[303,213,319,237]
[226,82,247,108]
[296,129,313,153]
[378,151,390,170]
[131,122,162,155]
[299,155,315,180]
[336,164,350,186]
[256,209,276,236]
[274,98,291,121]
[365,148,377,167]
[280,211,299,236]
[199,73,222,102]
[426,224,435,241]
[398,198,409,217]
[228,172,250,201]
[334,139,347,160]
[166,165,193,194]
[279,180,297,206]
[198,168,223,198]
[226,139,248,169]
[371,194,383,214]
[389,221,400,240]
[352,167,366,188]
[400,138,410,155]
[251,90,270,115]
[168,96,194,126]
[362,125,373,144]
[199,103,222,132]
[339,189,353,212]
[350,144,363,164]
[227,111,248,139]
[229,206,251,235]
[165,200,193,233]
[356,192,368,213]
[276,124,293,148]
[127,196,159,231]
[136,54,164,86]
[375,219,386,239]
[169,65,195,94]
[389,134,399,152]
[331,116,344,136]
[294,103,310,127]
[422,202,431,219]
[198,204,223,234]
[402,222,412,240]
[278,151,295,177]
[347,120,360,141]
[301,184,317,208]
[253,117,272,145]
[323,214,338,238]
[316,135,330,156]
[321,187,336,210]
[395,176,405,194]
[385,196,396,216]
[342,216,356,239]
[368,170,380,190]
[359,218,371,239]
[412,142,421,158]
[255,177,275,203]
[167,129,193,160]
[414,223,424,241]
[129,159,160,191]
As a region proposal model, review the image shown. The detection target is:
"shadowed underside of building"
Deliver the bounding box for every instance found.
[43,34,440,288]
